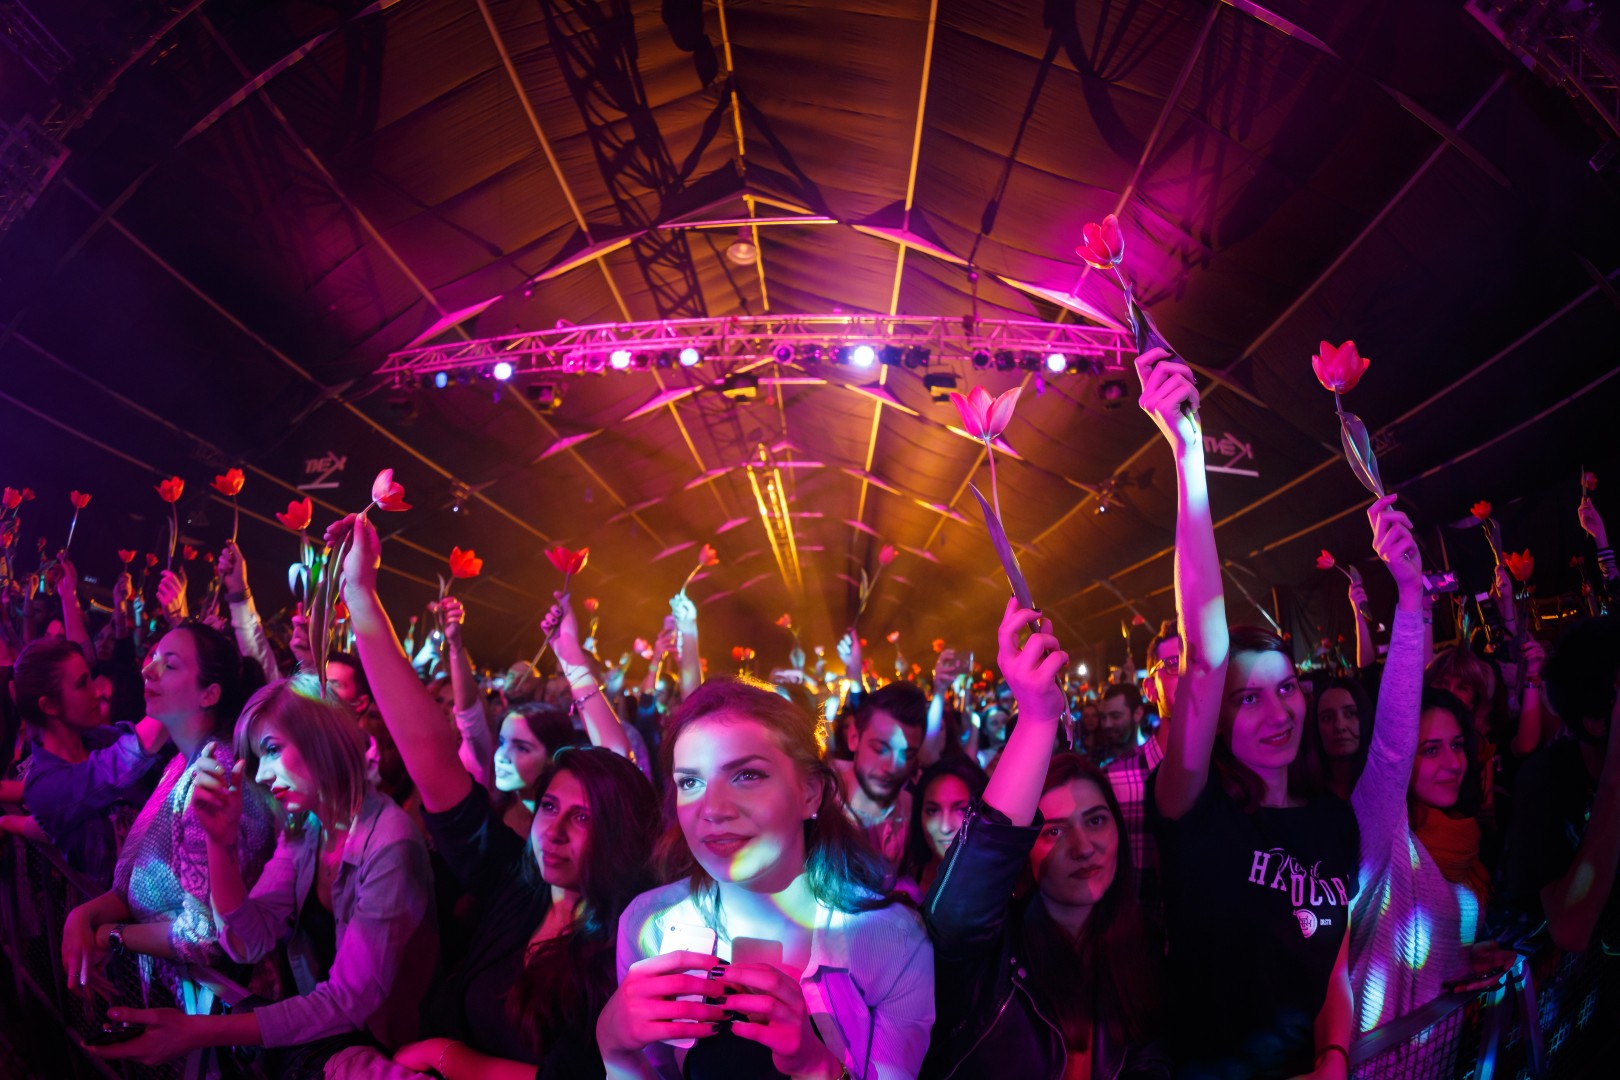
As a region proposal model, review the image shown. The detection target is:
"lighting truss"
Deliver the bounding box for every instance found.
[744,444,805,597]
[376,314,1133,385]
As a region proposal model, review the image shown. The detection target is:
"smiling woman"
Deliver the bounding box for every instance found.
[599,678,934,1080]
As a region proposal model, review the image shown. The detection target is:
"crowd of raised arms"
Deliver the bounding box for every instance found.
[1,350,1617,1080]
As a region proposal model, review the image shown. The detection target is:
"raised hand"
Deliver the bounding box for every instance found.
[719,962,843,1078]
[217,542,248,603]
[996,598,1068,723]
[669,591,698,627]
[321,513,381,595]
[595,951,726,1061]
[1367,494,1422,600]
[191,742,245,848]
[288,603,315,670]
[439,595,466,650]
[155,569,188,623]
[547,591,588,666]
[1578,496,1608,548]
[1134,347,1201,455]
[57,552,79,597]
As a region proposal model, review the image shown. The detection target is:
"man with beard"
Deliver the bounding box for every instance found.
[834,682,926,876]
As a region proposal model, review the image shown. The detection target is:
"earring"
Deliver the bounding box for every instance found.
[810,812,818,820]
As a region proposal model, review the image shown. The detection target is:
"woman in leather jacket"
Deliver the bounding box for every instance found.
[923,598,1168,1080]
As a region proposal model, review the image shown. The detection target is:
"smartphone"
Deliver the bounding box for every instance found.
[1422,570,1459,596]
[82,1023,145,1047]
[658,921,719,1048]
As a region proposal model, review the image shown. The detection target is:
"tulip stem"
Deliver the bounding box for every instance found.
[230,498,239,546]
[65,509,80,553]
[986,440,1003,525]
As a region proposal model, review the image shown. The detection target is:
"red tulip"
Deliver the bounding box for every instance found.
[1316,550,1336,571]
[0,525,15,547]
[949,385,1022,441]
[1504,550,1534,584]
[1311,341,1370,395]
[276,497,314,532]
[583,597,599,614]
[731,646,755,662]
[932,638,945,653]
[334,596,351,622]
[145,554,159,568]
[634,637,653,658]
[370,469,411,512]
[211,468,245,497]
[448,546,483,579]
[1131,613,1147,627]
[1583,472,1597,492]
[1075,214,1125,271]
[2,487,22,510]
[886,630,901,643]
[776,614,793,629]
[118,549,136,564]
[545,546,589,576]
[155,476,184,503]
[1470,501,1492,523]
[183,545,198,561]
[20,488,34,502]
[69,491,91,509]
[879,544,897,566]
[699,543,720,568]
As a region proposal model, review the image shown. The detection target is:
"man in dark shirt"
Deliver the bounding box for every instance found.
[1494,616,1620,953]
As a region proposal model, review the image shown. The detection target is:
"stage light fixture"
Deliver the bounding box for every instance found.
[433,371,449,389]
[655,351,675,369]
[679,346,702,367]
[1097,376,1129,409]
[903,346,931,369]
[726,226,759,265]
[632,352,652,370]
[609,349,633,370]
[722,372,760,402]
[1045,352,1068,374]
[851,344,876,368]
[384,389,419,423]
[878,344,904,367]
[1019,352,1041,372]
[525,382,563,410]
[800,344,824,365]
[971,349,992,370]
[923,372,958,403]
[994,350,1016,371]
[492,360,514,381]
[774,344,795,363]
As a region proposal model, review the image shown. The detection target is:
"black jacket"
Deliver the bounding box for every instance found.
[921,799,1170,1080]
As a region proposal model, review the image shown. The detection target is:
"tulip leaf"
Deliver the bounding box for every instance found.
[1337,410,1385,498]
[288,562,307,600]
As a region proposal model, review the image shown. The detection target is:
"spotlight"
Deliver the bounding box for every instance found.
[773,344,796,363]
[1097,376,1129,409]
[492,360,514,381]
[800,344,824,365]
[525,382,563,410]
[449,480,471,515]
[609,349,632,370]
[655,351,675,369]
[971,349,992,370]
[433,371,449,389]
[721,372,760,402]
[851,344,876,368]
[1019,352,1041,372]
[726,225,759,265]
[994,350,1016,371]
[1045,352,1068,374]
[679,346,702,367]
[923,372,959,403]
[632,352,652,370]
[903,346,931,369]
[878,344,903,367]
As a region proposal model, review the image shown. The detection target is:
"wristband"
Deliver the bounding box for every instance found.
[433,1039,462,1079]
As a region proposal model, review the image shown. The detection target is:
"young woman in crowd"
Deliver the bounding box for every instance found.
[332,511,655,1079]
[6,637,168,884]
[597,678,934,1080]
[492,700,589,834]
[1141,347,1358,1080]
[89,673,438,1075]
[923,597,1167,1079]
[61,621,278,1001]
[894,756,986,901]
[1299,676,1373,801]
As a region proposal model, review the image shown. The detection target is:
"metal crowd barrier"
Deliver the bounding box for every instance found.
[0,806,250,1080]
[1351,949,1617,1079]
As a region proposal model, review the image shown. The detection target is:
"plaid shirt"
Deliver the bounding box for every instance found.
[1107,735,1166,891]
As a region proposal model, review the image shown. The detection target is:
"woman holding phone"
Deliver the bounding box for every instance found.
[597,678,934,1080]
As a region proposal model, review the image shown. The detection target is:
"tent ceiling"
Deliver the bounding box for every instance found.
[3,0,1619,668]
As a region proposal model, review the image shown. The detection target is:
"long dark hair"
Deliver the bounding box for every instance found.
[507,746,658,1056]
[13,638,85,727]
[1298,676,1374,796]
[165,621,257,736]
[655,678,893,920]
[1213,626,1318,810]
[897,757,986,884]
[1020,752,1162,1050]
[1410,688,1484,818]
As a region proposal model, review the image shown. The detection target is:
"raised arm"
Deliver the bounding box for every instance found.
[332,514,473,813]
[1139,350,1229,821]
[439,596,495,785]
[671,592,701,697]
[920,648,962,766]
[55,554,94,656]
[218,543,282,682]
[547,592,632,759]
[984,600,1070,826]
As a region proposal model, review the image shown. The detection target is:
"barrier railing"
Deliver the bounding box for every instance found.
[0,805,249,1080]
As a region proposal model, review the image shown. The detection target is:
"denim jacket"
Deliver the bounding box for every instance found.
[922,799,1170,1080]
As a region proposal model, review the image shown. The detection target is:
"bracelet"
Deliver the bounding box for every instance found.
[571,683,603,708]
[1316,1043,1349,1068]
[434,1039,462,1079]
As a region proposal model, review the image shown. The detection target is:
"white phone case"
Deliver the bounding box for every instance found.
[658,921,719,1049]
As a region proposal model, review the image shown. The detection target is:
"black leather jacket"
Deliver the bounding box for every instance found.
[921,799,1170,1080]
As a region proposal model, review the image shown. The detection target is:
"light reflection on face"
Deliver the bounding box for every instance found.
[1223,650,1306,773]
[1317,687,1361,759]
[922,774,972,860]
[1031,778,1119,912]
[1411,708,1467,809]
[495,713,548,794]
[1149,637,1182,718]
[852,710,918,807]
[254,720,318,818]
[531,769,590,891]
[673,712,816,892]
